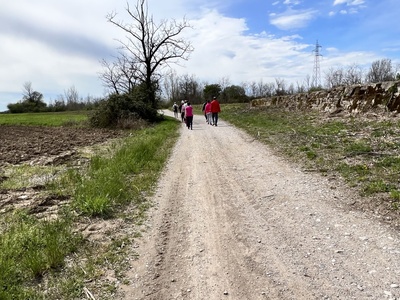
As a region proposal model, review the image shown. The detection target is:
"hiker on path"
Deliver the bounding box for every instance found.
[201,100,207,122]
[185,102,194,130]
[205,100,212,125]
[180,100,187,123]
[210,96,221,126]
[172,102,179,118]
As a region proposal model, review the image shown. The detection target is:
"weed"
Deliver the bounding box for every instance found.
[0,210,81,299]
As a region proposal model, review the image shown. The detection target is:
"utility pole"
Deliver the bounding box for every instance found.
[312,40,322,88]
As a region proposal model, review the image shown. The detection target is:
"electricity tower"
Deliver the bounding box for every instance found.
[312,40,322,88]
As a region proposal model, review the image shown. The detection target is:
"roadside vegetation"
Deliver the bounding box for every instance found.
[0,111,88,126]
[222,103,400,212]
[0,115,179,299]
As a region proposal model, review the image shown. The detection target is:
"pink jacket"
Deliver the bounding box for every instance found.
[205,102,212,113]
[185,105,193,117]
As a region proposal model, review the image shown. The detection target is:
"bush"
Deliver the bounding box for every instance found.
[89,93,161,128]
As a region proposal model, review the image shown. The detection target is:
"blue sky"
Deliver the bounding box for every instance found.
[0,0,399,111]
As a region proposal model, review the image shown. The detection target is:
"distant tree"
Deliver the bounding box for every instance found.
[343,64,363,85]
[203,84,221,101]
[178,74,202,103]
[287,83,295,95]
[222,85,248,103]
[163,71,180,103]
[365,58,396,83]
[248,80,274,98]
[275,78,287,96]
[7,82,47,113]
[295,81,307,94]
[303,74,312,91]
[103,0,194,108]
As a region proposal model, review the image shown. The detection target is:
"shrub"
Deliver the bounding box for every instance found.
[89,93,160,128]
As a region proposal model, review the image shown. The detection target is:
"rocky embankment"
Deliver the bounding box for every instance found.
[251,80,400,114]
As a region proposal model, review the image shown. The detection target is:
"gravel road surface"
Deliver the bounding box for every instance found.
[122,110,400,300]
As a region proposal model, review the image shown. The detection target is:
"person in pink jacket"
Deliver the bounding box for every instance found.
[205,100,212,125]
[185,102,194,130]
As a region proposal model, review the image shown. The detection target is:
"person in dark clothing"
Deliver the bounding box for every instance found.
[201,100,207,122]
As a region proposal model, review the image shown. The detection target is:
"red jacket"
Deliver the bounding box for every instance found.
[210,100,221,113]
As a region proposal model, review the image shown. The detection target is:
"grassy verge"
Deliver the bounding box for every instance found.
[0,116,180,299]
[0,111,88,126]
[222,103,400,210]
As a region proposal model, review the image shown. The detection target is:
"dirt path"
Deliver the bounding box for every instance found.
[122,110,400,300]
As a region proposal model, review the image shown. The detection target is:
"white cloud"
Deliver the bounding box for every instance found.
[333,0,365,6]
[333,0,347,5]
[174,10,312,84]
[269,9,317,30]
[283,0,301,5]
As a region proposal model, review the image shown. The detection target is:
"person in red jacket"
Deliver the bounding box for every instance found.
[210,96,221,126]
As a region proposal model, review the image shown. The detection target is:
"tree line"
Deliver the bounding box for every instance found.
[6,82,100,114]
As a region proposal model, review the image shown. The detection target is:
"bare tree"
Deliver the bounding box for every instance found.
[254,80,274,98]
[365,58,395,83]
[295,81,306,94]
[22,81,34,100]
[105,0,194,108]
[64,86,79,105]
[274,78,287,95]
[178,74,201,103]
[162,70,179,102]
[303,74,312,91]
[218,76,231,93]
[343,64,363,85]
[324,67,344,89]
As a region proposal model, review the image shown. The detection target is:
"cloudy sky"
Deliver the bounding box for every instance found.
[0,0,399,111]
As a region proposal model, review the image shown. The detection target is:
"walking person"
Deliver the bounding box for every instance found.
[210,96,221,126]
[201,100,207,122]
[180,100,186,123]
[185,102,193,130]
[205,100,212,125]
[172,102,179,118]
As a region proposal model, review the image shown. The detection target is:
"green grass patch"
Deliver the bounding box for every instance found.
[344,140,373,156]
[0,111,88,126]
[222,103,400,203]
[0,210,81,300]
[69,118,179,217]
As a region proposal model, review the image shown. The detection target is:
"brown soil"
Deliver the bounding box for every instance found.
[0,125,127,216]
[0,125,125,166]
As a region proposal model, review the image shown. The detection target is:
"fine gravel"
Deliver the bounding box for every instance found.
[122,110,400,300]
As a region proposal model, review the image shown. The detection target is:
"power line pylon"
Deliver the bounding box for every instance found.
[312,40,322,87]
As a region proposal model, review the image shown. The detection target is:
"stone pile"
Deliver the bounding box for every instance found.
[251,80,400,114]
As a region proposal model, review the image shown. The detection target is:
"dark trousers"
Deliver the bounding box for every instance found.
[186,116,193,129]
[212,112,219,125]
